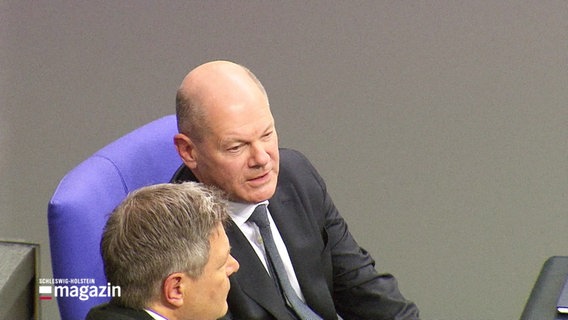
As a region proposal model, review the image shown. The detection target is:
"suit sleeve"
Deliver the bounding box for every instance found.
[287,150,420,320]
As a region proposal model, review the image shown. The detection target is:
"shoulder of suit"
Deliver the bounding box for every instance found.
[279,148,311,167]
[86,302,153,320]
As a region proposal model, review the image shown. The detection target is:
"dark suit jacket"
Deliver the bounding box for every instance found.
[172,148,419,320]
[85,302,154,320]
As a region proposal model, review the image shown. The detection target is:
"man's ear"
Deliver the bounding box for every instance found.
[162,272,186,307]
[174,133,197,169]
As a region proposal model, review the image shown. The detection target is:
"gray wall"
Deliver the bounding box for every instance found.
[1,1,566,319]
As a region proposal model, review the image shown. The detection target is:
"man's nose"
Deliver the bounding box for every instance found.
[248,143,270,167]
[228,254,240,275]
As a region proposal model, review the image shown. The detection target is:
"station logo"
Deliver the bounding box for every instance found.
[38,278,120,301]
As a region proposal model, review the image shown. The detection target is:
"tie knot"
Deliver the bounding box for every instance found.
[249,204,270,228]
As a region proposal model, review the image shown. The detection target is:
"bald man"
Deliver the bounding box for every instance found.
[172,61,419,320]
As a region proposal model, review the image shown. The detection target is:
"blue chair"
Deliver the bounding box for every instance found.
[48,115,182,320]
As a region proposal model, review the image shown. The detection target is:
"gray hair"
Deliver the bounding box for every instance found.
[101,182,228,309]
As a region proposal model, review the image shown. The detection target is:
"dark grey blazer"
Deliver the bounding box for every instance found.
[85,302,154,320]
[172,148,419,320]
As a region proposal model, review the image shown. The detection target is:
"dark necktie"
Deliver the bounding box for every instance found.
[248,204,323,320]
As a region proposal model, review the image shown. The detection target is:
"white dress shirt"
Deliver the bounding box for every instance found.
[144,309,168,320]
[228,200,306,301]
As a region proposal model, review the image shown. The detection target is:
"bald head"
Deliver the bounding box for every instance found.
[176,61,268,141]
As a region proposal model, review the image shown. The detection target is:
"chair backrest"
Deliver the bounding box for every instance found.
[47,115,182,320]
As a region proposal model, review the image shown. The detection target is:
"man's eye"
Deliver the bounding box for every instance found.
[227,145,242,152]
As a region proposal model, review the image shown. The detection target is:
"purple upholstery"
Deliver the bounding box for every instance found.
[48,115,182,320]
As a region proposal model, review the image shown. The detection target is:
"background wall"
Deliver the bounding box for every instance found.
[1,1,566,319]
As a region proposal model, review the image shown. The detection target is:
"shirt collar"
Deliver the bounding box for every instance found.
[144,308,168,320]
[228,200,269,227]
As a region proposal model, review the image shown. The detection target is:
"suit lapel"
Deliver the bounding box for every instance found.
[225,221,292,318]
[268,184,337,319]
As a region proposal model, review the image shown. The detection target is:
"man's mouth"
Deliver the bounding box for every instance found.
[248,171,270,183]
